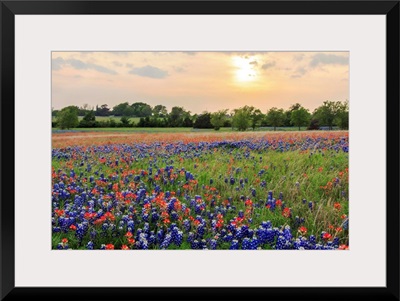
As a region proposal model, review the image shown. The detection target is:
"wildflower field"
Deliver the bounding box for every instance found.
[52,131,349,250]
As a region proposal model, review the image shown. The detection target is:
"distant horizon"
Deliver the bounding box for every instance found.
[52,51,349,114]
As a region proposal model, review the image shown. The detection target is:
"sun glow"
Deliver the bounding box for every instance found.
[232,56,258,83]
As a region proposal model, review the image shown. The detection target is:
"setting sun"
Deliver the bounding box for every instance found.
[232,56,258,82]
[52,51,349,114]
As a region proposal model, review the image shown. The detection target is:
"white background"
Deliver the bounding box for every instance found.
[15,15,386,287]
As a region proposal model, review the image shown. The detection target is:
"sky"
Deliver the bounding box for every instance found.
[52,51,349,114]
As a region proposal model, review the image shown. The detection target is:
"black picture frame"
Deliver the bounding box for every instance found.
[1,1,399,300]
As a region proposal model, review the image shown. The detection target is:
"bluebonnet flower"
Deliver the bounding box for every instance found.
[210,239,217,250]
[191,240,199,249]
[242,238,251,250]
[86,241,94,250]
[229,240,239,250]
[160,234,172,249]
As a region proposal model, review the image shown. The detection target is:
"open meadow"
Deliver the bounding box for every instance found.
[52,130,349,250]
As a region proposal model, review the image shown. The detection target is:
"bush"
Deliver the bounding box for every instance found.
[193,113,212,129]
[307,119,320,130]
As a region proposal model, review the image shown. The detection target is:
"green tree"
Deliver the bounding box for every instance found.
[290,106,311,130]
[193,112,212,129]
[250,108,263,130]
[168,106,191,127]
[95,104,111,116]
[284,103,302,126]
[79,110,96,127]
[313,100,342,130]
[232,105,263,130]
[57,106,79,129]
[52,109,59,117]
[131,102,153,117]
[232,107,251,131]
[335,100,349,130]
[182,117,193,127]
[113,102,134,116]
[266,107,285,131]
[210,109,228,130]
[153,105,168,117]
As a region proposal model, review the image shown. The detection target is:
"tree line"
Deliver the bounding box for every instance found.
[53,100,348,131]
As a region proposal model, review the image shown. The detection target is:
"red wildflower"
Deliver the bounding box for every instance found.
[61,238,68,244]
[93,216,106,225]
[84,212,97,220]
[69,224,77,231]
[334,203,341,210]
[276,199,282,207]
[121,245,129,250]
[282,207,291,218]
[298,226,307,235]
[103,211,115,221]
[174,201,182,211]
[338,244,349,250]
[125,231,133,238]
[54,209,65,217]
[105,244,114,250]
[127,238,135,245]
[245,199,253,207]
[323,233,332,240]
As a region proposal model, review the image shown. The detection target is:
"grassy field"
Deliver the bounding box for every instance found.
[51,131,349,250]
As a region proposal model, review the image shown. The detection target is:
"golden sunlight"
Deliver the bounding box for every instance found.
[232,56,258,83]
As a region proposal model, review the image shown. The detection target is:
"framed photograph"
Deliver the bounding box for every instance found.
[2,1,399,300]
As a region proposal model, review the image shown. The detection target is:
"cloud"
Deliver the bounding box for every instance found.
[249,60,258,66]
[182,52,197,56]
[309,53,348,67]
[129,65,169,79]
[52,57,65,70]
[68,59,87,70]
[113,61,123,67]
[52,57,117,75]
[90,64,118,74]
[291,67,307,78]
[126,63,134,68]
[261,61,276,70]
[293,53,305,62]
